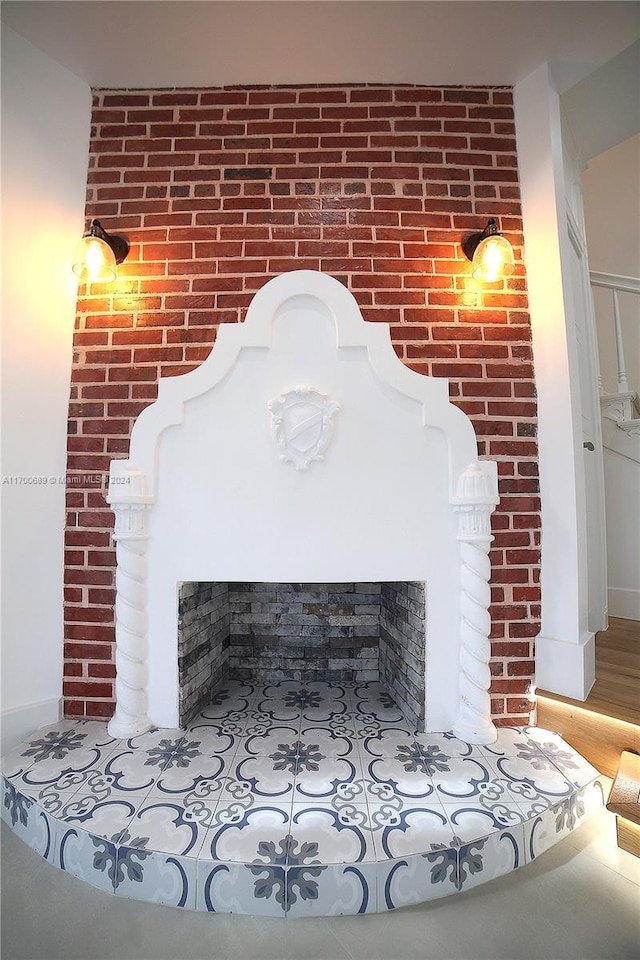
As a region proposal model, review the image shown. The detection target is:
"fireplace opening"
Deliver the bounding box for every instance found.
[177,581,426,731]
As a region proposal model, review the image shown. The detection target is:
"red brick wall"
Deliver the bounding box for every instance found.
[65,84,540,724]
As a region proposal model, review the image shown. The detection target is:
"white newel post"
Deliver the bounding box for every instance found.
[452,462,499,745]
[106,461,153,739]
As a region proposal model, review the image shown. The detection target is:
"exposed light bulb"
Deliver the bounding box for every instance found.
[84,237,115,283]
[72,219,128,284]
[472,234,515,283]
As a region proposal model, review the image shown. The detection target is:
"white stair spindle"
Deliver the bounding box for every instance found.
[612,287,629,394]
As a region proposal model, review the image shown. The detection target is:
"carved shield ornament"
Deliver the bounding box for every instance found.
[268,387,340,471]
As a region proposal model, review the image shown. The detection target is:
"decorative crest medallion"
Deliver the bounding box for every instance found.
[268,386,340,471]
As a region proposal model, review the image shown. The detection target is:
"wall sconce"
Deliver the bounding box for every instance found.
[72,219,129,283]
[462,218,515,283]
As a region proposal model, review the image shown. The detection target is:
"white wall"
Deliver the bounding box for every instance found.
[1,27,91,753]
[514,64,595,700]
[582,134,640,621]
[583,134,640,394]
[561,41,640,165]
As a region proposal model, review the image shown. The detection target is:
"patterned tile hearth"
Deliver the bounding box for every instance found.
[1,680,606,917]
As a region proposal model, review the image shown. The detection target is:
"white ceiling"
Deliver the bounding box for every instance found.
[1,1,639,94]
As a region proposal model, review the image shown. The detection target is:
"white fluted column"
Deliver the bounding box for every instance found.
[106,462,153,739]
[452,462,499,745]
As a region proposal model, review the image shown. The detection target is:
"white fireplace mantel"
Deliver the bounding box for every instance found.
[107,270,498,742]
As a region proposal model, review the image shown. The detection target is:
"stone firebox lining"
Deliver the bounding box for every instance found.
[177,581,426,729]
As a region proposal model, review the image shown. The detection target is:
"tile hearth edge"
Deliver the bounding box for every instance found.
[2,680,605,917]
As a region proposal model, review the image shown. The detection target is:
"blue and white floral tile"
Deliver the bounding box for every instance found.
[149,781,225,831]
[442,793,527,840]
[195,706,254,729]
[509,725,572,753]
[174,726,239,760]
[125,795,214,858]
[484,728,597,791]
[114,845,197,909]
[41,763,108,799]
[479,725,566,761]
[294,755,366,802]
[286,861,379,918]
[453,826,525,896]
[352,681,387,700]
[245,832,351,917]
[369,800,455,860]
[429,755,510,804]
[296,684,351,723]
[2,777,56,862]
[444,801,527,848]
[302,699,350,724]
[252,696,304,725]
[196,860,286,918]
[413,730,487,762]
[378,849,459,912]
[74,748,163,799]
[238,710,284,738]
[361,713,414,738]
[6,726,119,798]
[330,777,370,810]
[57,827,118,894]
[541,747,602,790]
[258,679,333,702]
[62,720,121,752]
[203,801,292,867]
[289,802,377,864]
[53,793,145,843]
[364,755,436,801]
[32,774,100,820]
[152,750,233,799]
[359,726,418,759]
[320,711,379,740]
[197,681,258,719]
[122,728,181,753]
[237,724,303,758]
[353,683,407,724]
[221,754,296,802]
[491,751,576,806]
[1,710,607,918]
[445,803,526,890]
[297,724,356,758]
[0,742,36,783]
[524,779,606,863]
[254,680,349,721]
[0,720,120,782]
[189,712,250,738]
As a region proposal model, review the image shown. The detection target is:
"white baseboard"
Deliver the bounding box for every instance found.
[1,698,62,756]
[608,587,640,622]
[535,631,596,701]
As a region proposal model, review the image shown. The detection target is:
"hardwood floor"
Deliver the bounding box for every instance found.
[536,617,640,777]
[584,617,640,724]
[539,617,639,725]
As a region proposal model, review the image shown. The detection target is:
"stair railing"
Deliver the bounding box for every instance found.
[589,272,640,397]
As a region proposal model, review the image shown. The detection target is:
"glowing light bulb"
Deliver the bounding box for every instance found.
[72,235,117,283]
[472,234,514,283]
[72,220,127,284]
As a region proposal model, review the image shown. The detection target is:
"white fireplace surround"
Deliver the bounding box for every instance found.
[106,270,499,744]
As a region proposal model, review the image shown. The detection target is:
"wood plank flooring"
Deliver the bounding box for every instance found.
[585,617,639,724]
[536,617,639,777]
[538,617,639,725]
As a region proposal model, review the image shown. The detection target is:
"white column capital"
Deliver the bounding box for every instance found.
[107,461,153,541]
